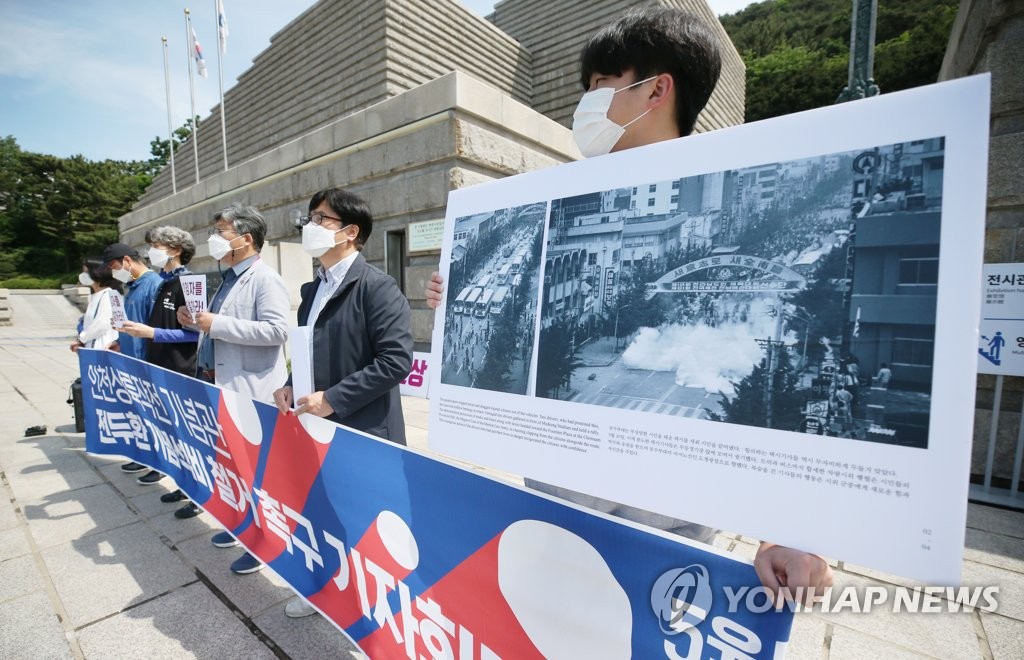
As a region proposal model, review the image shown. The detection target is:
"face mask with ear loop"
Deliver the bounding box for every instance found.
[301,222,354,258]
[571,75,658,158]
[111,262,133,283]
[208,234,233,261]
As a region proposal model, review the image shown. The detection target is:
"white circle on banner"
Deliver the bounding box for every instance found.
[220,389,262,446]
[497,519,631,659]
[297,412,337,445]
[377,511,419,571]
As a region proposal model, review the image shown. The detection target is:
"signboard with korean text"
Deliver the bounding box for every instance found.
[109,290,126,328]
[79,349,792,658]
[180,274,208,322]
[409,219,445,253]
[428,76,991,584]
[978,263,1024,376]
[399,351,430,398]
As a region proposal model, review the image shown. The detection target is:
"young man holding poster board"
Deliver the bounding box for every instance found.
[426,7,833,602]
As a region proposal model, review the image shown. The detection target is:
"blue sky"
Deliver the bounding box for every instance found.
[0,0,756,163]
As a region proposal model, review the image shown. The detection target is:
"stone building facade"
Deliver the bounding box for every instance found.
[118,0,746,348]
[940,0,1024,498]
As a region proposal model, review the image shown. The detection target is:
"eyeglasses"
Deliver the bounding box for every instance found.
[297,212,343,227]
[207,227,237,237]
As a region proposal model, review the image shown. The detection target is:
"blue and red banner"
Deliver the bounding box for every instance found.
[80,349,792,659]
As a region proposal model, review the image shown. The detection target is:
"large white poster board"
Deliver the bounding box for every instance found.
[428,76,990,584]
[978,263,1024,376]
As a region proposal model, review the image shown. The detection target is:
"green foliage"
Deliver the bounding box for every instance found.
[0,274,75,289]
[720,0,959,122]
[0,136,151,278]
[148,117,197,177]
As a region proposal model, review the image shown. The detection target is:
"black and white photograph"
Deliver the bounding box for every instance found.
[439,202,546,394]
[536,139,944,448]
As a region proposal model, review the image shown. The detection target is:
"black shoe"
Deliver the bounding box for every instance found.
[120,462,146,473]
[161,489,187,503]
[174,502,200,519]
[137,471,165,485]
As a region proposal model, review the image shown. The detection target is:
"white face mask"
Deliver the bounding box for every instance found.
[572,76,657,158]
[111,264,133,283]
[208,234,237,261]
[301,222,346,258]
[148,247,170,268]
[78,272,94,287]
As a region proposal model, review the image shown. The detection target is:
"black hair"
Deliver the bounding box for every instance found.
[84,258,122,294]
[308,188,373,249]
[579,7,722,137]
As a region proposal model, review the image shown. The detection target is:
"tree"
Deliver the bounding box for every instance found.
[0,135,152,278]
[787,247,848,361]
[609,260,666,340]
[536,320,583,399]
[475,320,516,392]
[147,117,198,177]
[720,0,959,122]
[713,345,806,431]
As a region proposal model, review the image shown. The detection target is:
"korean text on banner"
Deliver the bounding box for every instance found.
[79,349,792,658]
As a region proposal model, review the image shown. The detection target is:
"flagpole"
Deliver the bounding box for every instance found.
[161,37,178,194]
[184,9,201,185]
[214,0,228,171]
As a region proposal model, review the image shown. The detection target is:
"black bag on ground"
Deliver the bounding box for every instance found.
[67,378,85,433]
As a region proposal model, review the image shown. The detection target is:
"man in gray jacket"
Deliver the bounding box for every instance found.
[175,203,289,576]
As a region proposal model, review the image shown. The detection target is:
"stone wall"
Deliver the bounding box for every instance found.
[139,0,745,208]
[121,0,748,350]
[940,0,1024,486]
[138,0,532,205]
[119,72,579,346]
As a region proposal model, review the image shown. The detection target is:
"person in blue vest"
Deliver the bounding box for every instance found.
[101,242,163,477]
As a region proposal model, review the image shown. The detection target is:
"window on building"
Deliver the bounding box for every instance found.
[672,180,680,189]
[649,184,657,193]
[630,200,636,209]
[601,216,609,223]
[670,195,679,204]
[588,252,597,266]
[632,187,638,195]
[892,327,935,367]
[648,198,656,207]
[385,230,406,294]
[898,256,939,285]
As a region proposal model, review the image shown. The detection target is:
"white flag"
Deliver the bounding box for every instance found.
[190,24,208,78]
[216,0,228,53]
